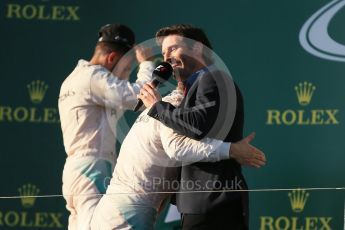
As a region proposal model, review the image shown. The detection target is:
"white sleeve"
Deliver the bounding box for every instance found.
[160,123,230,163]
[90,61,154,109]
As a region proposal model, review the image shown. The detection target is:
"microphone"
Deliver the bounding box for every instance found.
[134,62,173,112]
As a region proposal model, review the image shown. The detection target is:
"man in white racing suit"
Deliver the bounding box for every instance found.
[58,24,154,230]
[91,86,265,230]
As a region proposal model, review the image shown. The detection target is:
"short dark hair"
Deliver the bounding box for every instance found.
[95,41,130,55]
[156,24,214,64]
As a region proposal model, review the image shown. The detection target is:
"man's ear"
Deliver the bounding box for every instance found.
[193,42,204,53]
[193,42,203,55]
[107,51,119,65]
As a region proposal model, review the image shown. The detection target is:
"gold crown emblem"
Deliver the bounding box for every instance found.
[288,189,309,213]
[27,80,49,104]
[294,82,316,106]
[18,183,40,208]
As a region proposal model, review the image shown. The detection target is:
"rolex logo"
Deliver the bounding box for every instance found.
[27,80,49,104]
[260,189,333,229]
[294,82,316,106]
[18,183,40,208]
[288,189,309,213]
[266,81,339,126]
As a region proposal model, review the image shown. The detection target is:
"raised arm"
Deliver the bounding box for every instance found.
[90,61,154,110]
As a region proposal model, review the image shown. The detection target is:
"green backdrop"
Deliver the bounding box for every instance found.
[0,0,344,229]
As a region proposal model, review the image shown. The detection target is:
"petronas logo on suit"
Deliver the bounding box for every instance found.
[266,82,339,126]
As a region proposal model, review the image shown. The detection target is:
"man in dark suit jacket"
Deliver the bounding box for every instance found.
[138,24,266,229]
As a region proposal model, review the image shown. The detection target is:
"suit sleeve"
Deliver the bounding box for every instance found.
[147,72,219,140]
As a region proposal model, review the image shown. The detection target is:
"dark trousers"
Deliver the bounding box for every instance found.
[181,201,247,230]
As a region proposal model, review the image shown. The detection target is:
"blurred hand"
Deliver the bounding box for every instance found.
[230,132,266,168]
[177,81,185,93]
[135,45,154,63]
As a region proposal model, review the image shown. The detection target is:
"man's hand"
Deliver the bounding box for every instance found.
[135,45,154,64]
[230,132,266,168]
[137,83,162,108]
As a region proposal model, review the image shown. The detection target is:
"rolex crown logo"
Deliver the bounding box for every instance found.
[294,82,316,106]
[27,80,49,104]
[18,183,40,208]
[288,189,309,213]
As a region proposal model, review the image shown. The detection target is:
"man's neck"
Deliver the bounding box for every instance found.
[89,55,100,65]
[193,61,206,73]
[89,54,113,71]
[186,64,208,80]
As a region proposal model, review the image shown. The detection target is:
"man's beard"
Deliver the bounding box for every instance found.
[172,68,187,82]
[172,55,197,81]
